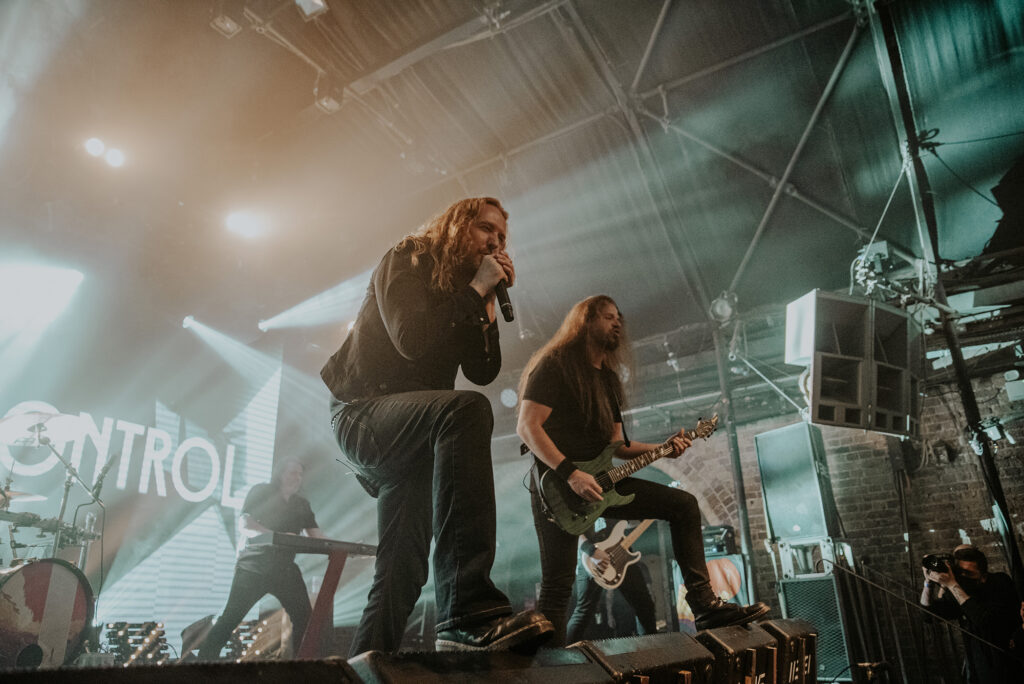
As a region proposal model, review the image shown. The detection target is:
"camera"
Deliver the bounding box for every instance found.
[922,553,954,573]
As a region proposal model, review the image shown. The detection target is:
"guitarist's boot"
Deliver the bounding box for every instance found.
[693,598,770,631]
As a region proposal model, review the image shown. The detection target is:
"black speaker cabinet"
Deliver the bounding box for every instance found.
[785,289,920,436]
[778,576,852,682]
[695,623,777,684]
[348,648,610,683]
[573,632,715,684]
[754,422,839,541]
[2,659,360,683]
[758,619,818,684]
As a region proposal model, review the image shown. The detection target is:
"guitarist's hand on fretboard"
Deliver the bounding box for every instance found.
[568,469,603,502]
[661,428,693,459]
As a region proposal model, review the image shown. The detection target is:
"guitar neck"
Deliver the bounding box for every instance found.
[619,519,655,550]
[606,432,690,484]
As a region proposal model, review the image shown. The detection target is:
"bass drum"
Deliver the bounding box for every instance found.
[0,558,94,668]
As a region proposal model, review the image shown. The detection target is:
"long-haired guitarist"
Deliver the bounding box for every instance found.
[517,295,768,644]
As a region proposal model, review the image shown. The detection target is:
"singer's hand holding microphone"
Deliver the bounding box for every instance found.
[470,249,515,323]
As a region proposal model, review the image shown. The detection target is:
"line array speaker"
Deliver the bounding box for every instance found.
[785,289,921,436]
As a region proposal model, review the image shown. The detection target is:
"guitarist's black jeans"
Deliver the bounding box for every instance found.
[530,476,714,645]
[334,390,513,655]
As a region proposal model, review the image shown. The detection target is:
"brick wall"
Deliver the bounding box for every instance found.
[654,370,1024,618]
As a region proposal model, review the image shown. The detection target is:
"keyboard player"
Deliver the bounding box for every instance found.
[197,458,326,660]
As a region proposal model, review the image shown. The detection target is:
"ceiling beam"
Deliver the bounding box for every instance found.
[344,0,572,95]
[638,11,852,101]
[630,0,674,94]
[728,22,864,293]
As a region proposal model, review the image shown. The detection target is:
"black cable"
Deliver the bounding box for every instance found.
[827,662,854,683]
[927,148,1000,208]
[938,130,1024,146]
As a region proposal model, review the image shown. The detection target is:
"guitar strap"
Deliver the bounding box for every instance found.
[522,448,558,525]
[519,372,628,526]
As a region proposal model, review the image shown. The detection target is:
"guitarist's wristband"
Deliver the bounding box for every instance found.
[555,460,578,481]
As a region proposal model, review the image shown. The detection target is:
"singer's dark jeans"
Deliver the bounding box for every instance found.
[198,564,310,659]
[530,476,713,646]
[566,561,657,643]
[333,390,513,655]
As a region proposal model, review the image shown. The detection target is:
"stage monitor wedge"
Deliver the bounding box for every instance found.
[758,619,818,684]
[572,632,715,684]
[694,623,777,684]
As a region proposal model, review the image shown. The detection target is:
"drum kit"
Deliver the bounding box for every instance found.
[0,411,102,669]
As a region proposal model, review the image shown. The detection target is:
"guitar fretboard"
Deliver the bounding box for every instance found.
[606,431,693,485]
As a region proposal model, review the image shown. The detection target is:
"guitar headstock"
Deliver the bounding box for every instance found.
[692,414,719,440]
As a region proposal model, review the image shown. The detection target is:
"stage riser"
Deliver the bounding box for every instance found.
[3,624,820,683]
[1,659,361,683]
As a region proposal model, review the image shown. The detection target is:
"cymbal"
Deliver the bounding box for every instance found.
[1,489,46,503]
[0,411,85,446]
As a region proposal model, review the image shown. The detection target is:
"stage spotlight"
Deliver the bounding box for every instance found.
[225,211,268,239]
[313,73,343,114]
[104,148,125,167]
[0,263,83,334]
[182,315,195,329]
[84,138,105,156]
[499,388,518,409]
[295,0,329,21]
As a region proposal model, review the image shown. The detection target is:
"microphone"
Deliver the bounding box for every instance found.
[495,280,514,322]
[93,452,121,499]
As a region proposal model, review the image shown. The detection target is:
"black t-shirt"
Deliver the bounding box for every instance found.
[522,354,623,468]
[235,483,318,573]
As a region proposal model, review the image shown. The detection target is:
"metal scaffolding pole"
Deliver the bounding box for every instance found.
[868,1,1024,591]
[728,22,864,293]
[561,0,760,602]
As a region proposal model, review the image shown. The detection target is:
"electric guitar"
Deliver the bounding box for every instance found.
[539,415,718,535]
[580,519,654,590]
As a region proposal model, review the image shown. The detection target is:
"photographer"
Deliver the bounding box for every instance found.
[920,545,1023,683]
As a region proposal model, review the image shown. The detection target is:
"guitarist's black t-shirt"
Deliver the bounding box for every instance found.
[235,483,318,574]
[522,355,622,470]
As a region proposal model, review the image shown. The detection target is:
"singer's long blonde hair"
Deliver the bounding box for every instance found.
[396,197,508,293]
